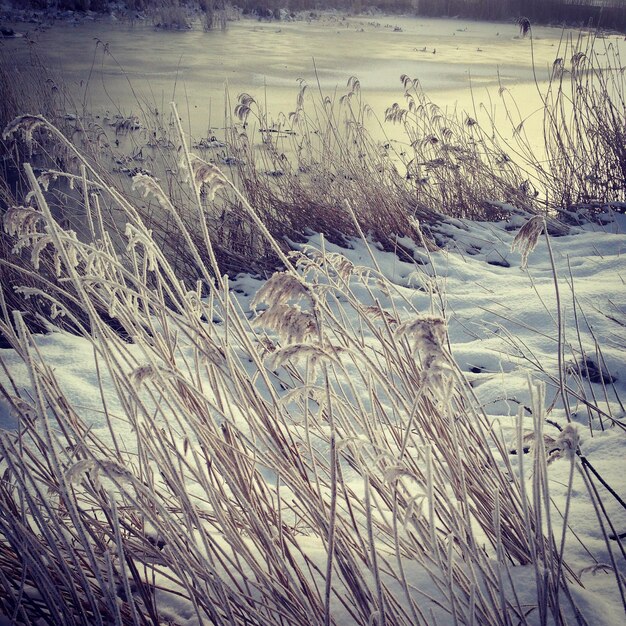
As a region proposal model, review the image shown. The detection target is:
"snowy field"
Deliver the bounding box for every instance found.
[0,195,624,624]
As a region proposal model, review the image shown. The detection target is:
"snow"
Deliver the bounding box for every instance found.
[1,208,624,624]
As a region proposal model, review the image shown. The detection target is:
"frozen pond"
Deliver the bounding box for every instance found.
[4,12,623,139]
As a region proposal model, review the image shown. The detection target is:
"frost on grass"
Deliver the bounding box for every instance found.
[2,113,48,144]
[0,107,624,626]
[510,215,544,269]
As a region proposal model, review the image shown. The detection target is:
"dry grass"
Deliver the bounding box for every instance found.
[4,30,624,290]
[0,53,93,341]
[0,107,622,624]
[0,17,624,626]
[495,30,625,217]
[384,75,535,220]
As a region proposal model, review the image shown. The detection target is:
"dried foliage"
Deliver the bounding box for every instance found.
[498,31,626,215]
[510,215,544,269]
[0,106,622,624]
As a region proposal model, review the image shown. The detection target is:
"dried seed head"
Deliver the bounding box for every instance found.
[180,154,227,199]
[27,234,53,271]
[253,304,318,344]
[37,171,60,191]
[251,272,314,310]
[510,215,544,269]
[396,315,451,390]
[28,229,80,276]
[364,305,398,326]
[382,463,418,484]
[395,315,447,365]
[235,93,256,122]
[517,17,531,38]
[326,253,354,280]
[3,206,44,249]
[65,459,98,485]
[9,396,38,422]
[191,156,225,185]
[3,114,47,143]
[50,302,67,319]
[554,423,580,460]
[266,343,342,372]
[131,172,169,206]
[129,364,159,388]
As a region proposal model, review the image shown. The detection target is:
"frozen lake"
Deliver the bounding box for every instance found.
[4,12,623,139]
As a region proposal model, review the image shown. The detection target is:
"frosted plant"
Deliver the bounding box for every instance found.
[183,287,204,320]
[131,172,169,206]
[178,153,227,199]
[3,206,44,252]
[2,113,47,144]
[293,248,355,281]
[13,287,69,322]
[549,423,580,463]
[363,305,398,326]
[522,422,580,464]
[510,215,544,269]
[251,270,322,346]
[328,254,355,281]
[395,314,447,369]
[28,233,57,271]
[253,304,318,344]
[2,105,616,626]
[251,271,314,310]
[65,458,99,485]
[265,342,343,372]
[84,246,117,278]
[28,228,81,276]
[124,223,158,272]
[129,364,162,388]
[36,171,59,191]
[395,314,451,390]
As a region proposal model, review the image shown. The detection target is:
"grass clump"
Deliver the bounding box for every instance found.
[491,27,626,221]
[1,29,623,320]
[0,30,620,341]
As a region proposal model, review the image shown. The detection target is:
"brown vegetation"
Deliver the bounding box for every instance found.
[0,108,621,622]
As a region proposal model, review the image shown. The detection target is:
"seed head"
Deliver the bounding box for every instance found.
[510,215,544,269]
[251,272,314,310]
[3,114,47,144]
[554,423,580,460]
[132,172,169,207]
[253,304,318,344]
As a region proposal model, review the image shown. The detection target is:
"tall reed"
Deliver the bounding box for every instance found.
[0,108,617,625]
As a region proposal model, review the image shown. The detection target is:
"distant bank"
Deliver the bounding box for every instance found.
[4,0,626,33]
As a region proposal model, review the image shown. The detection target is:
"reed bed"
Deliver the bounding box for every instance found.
[0,29,624,623]
[222,27,625,241]
[0,105,622,625]
[509,29,625,215]
[2,29,623,289]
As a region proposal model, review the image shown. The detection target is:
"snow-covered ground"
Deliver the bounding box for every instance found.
[1,204,624,624]
[1,6,625,623]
